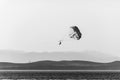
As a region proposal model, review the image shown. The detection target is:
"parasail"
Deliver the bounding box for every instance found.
[59,26,82,45]
[69,26,82,40]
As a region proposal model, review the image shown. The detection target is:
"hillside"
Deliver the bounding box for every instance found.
[0,60,120,70]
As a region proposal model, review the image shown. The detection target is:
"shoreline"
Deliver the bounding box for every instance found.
[0,70,120,72]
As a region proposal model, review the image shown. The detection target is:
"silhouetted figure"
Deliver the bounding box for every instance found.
[59,40,62,45]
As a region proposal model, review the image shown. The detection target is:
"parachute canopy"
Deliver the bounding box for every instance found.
[69,26,82,40]
[59,26,82,45]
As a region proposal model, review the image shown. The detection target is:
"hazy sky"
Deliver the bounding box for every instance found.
[0,0,120,57]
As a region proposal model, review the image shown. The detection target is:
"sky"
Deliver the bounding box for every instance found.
[0,0,120,61]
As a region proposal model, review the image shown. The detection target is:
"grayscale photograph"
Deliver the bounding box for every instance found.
[0,0,120,80]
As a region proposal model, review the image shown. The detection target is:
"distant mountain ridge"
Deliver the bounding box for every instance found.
[0,60,120,70]
[0,50,119,63]
[0,50,119,70]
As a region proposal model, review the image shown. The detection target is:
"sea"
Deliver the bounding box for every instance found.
[0,70,120,80]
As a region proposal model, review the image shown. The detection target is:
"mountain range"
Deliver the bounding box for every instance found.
[0,50,119,70]
[0,60,120,70]
[0,50,119,63]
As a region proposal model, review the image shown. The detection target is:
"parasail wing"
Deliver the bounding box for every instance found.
[58,26,82,45]
[69,26,82,40]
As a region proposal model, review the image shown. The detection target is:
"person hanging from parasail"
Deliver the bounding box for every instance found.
[59,26,82,45]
